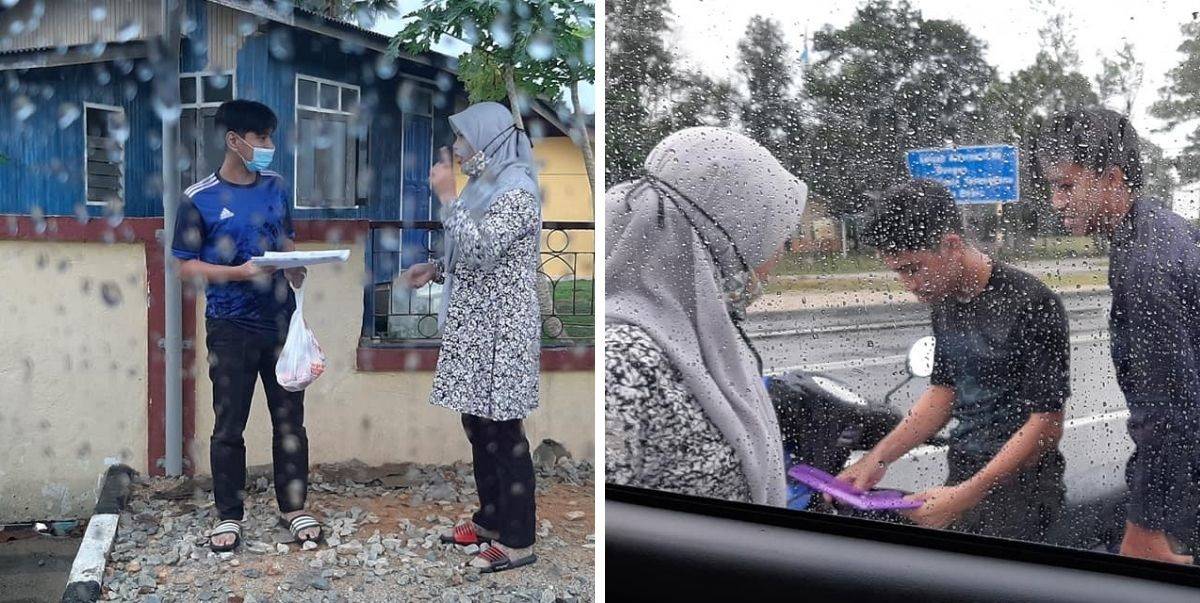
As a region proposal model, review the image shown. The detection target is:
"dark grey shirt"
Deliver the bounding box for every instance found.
[930,263,1071,460]
[1109,199,1200,530]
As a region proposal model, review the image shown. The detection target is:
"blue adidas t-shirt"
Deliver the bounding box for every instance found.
[171,171,297,333]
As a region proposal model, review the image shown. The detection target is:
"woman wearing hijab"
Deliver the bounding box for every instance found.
[606,127,808,507]
[402,101,542,572]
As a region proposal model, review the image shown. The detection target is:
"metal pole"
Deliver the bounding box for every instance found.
[161,0,184,476]
[841,218,848,259]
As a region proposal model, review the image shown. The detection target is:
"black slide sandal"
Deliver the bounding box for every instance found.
[209,520,242,552]
[279,513,324,544]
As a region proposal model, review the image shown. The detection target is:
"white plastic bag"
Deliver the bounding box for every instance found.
[276,283,326,392]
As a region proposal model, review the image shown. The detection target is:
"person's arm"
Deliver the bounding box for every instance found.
[837,384,955,490]
[171,194,269,283]
[179,258,267,283]
[442,189,539,272]
[959,411,1063,500]
[867,384,955,464]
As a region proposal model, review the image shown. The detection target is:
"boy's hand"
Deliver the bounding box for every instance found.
[825,453,888,505]
[237,260,275,281]
[285,266,307,288]
[901,484,982,529]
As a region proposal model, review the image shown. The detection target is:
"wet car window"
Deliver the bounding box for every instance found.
[606,0,1200,568]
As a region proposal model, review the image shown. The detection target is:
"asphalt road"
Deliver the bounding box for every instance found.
[748,290,1133,504]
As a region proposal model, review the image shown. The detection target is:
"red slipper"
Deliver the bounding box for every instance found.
[472,545,538,573]
[440,522,494,545]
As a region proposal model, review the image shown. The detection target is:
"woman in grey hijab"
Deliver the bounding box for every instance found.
[403,101,542,572]
[606,127,807,507]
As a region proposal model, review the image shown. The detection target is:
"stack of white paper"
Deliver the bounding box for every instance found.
[249,249,351,269]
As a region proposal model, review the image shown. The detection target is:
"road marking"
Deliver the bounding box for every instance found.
[749,305,1108,339]
[767,333,1111,375]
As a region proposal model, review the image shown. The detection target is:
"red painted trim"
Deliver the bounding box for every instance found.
[356,345,441,372]
[541,346,595,371]
[292,219,370,244]
[356,344,594,372]
[0,216,197,477]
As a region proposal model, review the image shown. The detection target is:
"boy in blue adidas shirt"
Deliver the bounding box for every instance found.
[172,100,323,551]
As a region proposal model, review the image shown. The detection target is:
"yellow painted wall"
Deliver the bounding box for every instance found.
[189,241,594,476]
[453,136,595,280]
[0,242,148,522]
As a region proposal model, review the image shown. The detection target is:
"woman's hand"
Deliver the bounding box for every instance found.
[430,147,458,204]
[402,262,438,289]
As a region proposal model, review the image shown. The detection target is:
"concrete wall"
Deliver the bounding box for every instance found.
[189,240,594,475]
[0,241,148,522]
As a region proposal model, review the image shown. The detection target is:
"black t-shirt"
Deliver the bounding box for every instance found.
[930,262,1071,459]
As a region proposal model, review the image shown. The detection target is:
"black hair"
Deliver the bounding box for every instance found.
[862,179,964,252]
[214,100,278,137]
[1032,107,1143,191]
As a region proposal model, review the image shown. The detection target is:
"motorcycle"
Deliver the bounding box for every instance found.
[766,336,1141,554]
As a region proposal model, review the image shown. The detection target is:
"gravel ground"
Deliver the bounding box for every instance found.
[100,448,594,602]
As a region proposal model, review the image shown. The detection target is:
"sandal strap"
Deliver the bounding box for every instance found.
[212,521,241,536]
[480,547,508,562]
[287,514,321,534]
[454,523,475,539]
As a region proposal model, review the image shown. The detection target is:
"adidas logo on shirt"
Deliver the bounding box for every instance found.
[219,208,235,220]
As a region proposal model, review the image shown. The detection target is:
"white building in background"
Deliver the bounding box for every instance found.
[1173,180,1200,221]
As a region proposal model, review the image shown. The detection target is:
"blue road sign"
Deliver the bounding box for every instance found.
[905,144,1019,204]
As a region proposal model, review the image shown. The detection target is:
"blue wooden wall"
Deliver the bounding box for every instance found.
[0,62,162,218]
[1,8,458,229]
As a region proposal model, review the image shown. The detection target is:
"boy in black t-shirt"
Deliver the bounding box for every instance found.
[838,180,1070,542]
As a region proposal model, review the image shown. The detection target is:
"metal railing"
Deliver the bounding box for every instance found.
[362,220,595,347]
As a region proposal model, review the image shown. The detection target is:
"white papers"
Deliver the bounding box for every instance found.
[249,249,351,269]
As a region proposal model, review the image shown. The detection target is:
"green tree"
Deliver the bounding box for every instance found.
[1095,41,1144,116]
[665,71,740,130]
[981,2,1098,236]
[1151,19,1200,183]
[802,0,997,216]
[295,0,397,19]
[391,0,596,191]
[737,16,803,173]
[605,0,676,185]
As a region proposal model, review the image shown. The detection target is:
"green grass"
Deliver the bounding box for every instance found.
[997,236,1107,261]
[544,278,594,342]
[773,253,886,276]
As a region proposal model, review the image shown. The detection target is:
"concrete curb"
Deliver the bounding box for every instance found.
[61,465,136,603]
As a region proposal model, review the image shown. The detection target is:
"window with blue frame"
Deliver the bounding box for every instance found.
[294,74,367,209]
[179,72,235,187]
[83,103,126,208]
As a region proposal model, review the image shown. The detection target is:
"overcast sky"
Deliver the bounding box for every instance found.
[370,1,596,114]
[667,0,1199,157]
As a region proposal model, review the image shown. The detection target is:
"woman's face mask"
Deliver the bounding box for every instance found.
[453,135,487,177]
[723,268,764,322]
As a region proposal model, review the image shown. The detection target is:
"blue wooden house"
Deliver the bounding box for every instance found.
[0,0,470,228]
[0,0,589,345]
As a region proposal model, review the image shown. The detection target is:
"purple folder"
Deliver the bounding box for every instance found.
[788,464,923,511]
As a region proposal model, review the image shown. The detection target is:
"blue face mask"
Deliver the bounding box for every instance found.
[234,134,275,172]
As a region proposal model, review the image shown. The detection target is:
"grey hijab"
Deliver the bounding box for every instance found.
[439,101,541,328]
[606,127,808,506]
